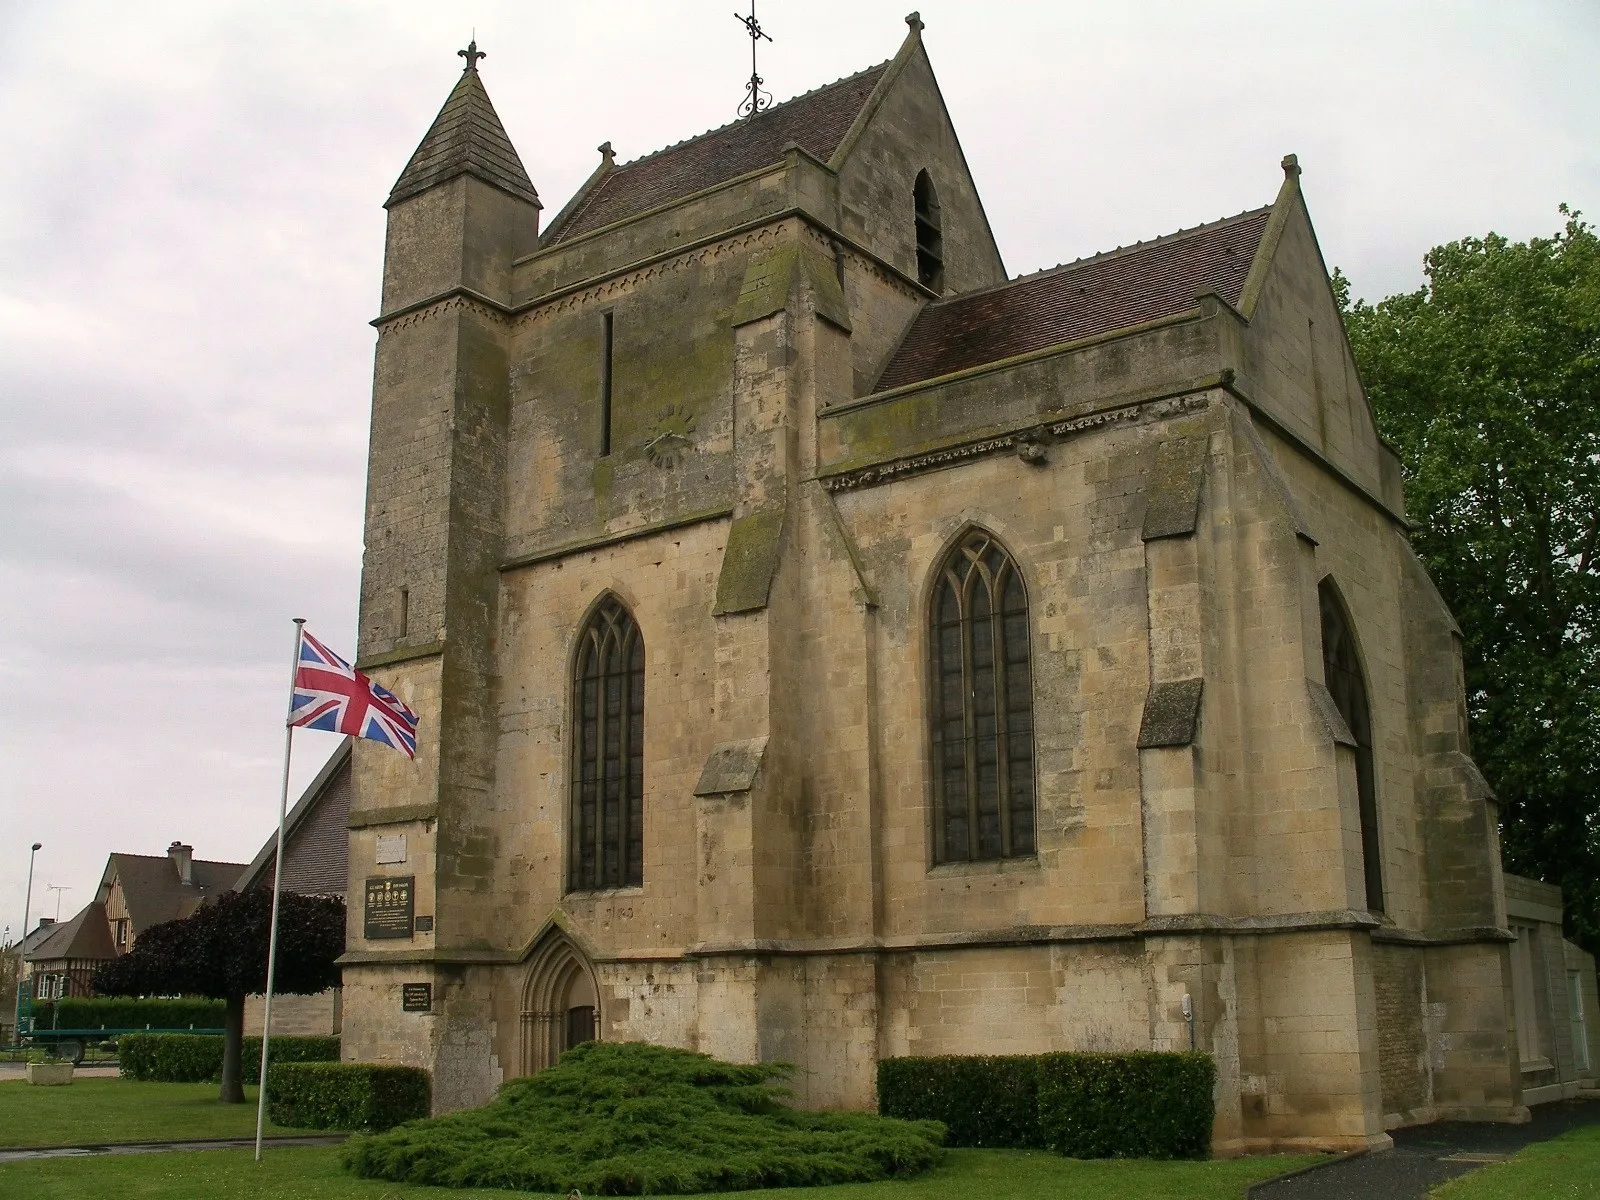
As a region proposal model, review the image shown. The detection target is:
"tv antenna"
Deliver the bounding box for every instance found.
[46,885,72,921]
[734,1,772,118]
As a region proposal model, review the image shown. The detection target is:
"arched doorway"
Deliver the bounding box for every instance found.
[519,928,601,1075]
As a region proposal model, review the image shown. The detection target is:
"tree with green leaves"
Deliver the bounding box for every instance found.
[92,889,344,1103]
[1334,208,1600,955]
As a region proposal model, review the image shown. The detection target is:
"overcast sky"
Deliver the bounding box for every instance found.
[1,0,1596,940]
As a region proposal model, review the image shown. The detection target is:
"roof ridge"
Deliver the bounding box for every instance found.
[931,204,1275,308]
[610,59,891,170]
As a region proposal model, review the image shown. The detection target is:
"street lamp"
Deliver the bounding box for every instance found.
[14,842,41,1037]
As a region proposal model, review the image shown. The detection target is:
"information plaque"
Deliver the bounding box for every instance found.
[401,982,432,1013]
[364,875,415,940]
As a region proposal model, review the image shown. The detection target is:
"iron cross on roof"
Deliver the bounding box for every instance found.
[734,1,772,118]
[459,38,486,71]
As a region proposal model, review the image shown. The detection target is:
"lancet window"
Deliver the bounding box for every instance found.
[914,169,945,292]
[929,529,1036,864]
[570,596,645,891]
[1319,580,1384,912]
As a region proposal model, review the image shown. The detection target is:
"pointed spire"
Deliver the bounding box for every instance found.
[386,47,541,210]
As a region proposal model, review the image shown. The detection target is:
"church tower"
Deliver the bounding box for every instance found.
[341,44,539,1109]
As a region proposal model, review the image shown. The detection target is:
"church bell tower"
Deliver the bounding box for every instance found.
[341,42,539,1110]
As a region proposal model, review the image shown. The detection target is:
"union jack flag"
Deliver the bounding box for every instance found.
[288,629,419,758]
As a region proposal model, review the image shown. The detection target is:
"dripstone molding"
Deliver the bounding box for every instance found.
[339,16,1539,1153]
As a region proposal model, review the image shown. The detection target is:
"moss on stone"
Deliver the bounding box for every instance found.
[713,507,785,615]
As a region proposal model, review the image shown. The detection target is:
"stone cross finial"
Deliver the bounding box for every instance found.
[1282,153,1301,181]
[459,39,486,71]
[906,12,925,33]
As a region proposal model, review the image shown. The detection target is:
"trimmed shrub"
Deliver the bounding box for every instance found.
[878,1051,1216,1160]
[32,996,225,1031]
[1036,1051,1216,1160]
[876,1055,1041,1148]
[267,1062,430,1132]
[343,1041,945,1194]
[118,1034,340,1083]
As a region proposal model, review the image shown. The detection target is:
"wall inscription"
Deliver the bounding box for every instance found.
[364,875,415,940]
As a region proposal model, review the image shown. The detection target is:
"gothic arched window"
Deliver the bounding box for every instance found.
[930,529,1036,864]
[914,169,945,292]
[1319,580,1384,912]
[571,596,644,891]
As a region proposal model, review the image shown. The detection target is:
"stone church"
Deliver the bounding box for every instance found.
[339,15,1533,1152]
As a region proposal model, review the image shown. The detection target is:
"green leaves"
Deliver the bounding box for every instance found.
[877,1053,1215,1160]
[342,1041,946,1194]
[1339,209,1600,953]
[266,1061,430,1132]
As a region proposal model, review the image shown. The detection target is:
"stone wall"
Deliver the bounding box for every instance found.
[339,28,1519,1147]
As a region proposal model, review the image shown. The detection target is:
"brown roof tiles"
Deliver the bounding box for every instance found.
[102,852,248,937]
[549,64,888,243]
[875,207,1273,393]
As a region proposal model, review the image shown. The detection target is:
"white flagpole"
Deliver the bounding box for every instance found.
[255,617,305,1163]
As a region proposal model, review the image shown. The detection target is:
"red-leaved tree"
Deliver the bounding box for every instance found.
[93,890,345,1103]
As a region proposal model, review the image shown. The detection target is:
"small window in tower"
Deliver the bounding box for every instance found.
[398,587,409,637]
[914,170,944,292]
[600,311,615,457]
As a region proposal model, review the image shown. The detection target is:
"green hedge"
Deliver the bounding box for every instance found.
[267,1062,430,1132]
[876,1055,1040,1147]
[1037,1052,1215,1160]
[31,996,225,1031]
[878,1051,1215,1160]
[118,1034,340,1083]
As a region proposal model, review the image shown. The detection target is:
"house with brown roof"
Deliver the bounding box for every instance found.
[339,13,1538,1151]
[23,842,247,1001]
[21,905,115,1002]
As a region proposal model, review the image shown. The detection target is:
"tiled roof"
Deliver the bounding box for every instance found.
[549,63,888,243]
[388,67,540,209]
[106,853,248,937]
[874,207,1274,393]
[238,739,351,898]
[25,901,115,965]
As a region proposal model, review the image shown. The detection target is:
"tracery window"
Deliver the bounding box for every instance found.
[1319,580,1384,912]
[570,596,644,891]
[930,529,1036,864]
[914,169,945,292]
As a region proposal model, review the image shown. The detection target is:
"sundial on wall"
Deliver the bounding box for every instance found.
[643,404,697,468]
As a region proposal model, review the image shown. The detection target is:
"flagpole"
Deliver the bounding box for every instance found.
[255,617,305,1163]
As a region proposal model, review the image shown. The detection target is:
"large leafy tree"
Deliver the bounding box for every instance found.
[1334,209,1600,954]
[93,889,345,1102]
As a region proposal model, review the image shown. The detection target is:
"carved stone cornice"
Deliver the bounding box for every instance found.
[819,390,1213,493]
[374,289,510,338]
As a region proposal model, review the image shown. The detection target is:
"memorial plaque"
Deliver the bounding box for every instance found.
[375,833,407,865]
[364,875,415,939]
[401,982,432,1013]
[414,915,434,932]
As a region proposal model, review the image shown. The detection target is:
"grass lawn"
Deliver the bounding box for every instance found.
[1431,1122,1600,1198]
[0,1078,312,1148]
[0,1145,1324,1199]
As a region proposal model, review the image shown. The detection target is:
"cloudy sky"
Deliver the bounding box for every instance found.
[1,0,1596,939]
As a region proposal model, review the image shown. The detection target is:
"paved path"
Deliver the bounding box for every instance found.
[0,1135,346,1162]
[1254,1099,1600,1199]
